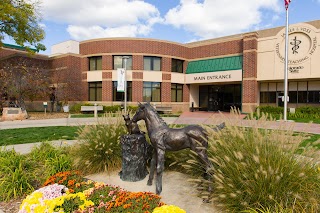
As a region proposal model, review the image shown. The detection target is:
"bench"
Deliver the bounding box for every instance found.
[80,105,103,112]
[155,106,172,114]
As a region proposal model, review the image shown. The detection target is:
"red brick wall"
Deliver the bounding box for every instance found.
[183,84,190,102]
[79,38,243,60]
[162,57,171,72]
[161,82,171,102]
[133,55,143,70]
[102,81,112,101]
[132,81,143,102]
[162,73,172,102]
[242,80,258,103]
[188,40,243,59]
[80,39,188,58]
[51,55,84,101]
[242,33,258,112]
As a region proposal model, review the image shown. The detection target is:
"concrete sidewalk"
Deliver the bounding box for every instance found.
[1,112,320,135]
[0,116,178,130]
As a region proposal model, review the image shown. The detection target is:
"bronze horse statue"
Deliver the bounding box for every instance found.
[132,102,224,195]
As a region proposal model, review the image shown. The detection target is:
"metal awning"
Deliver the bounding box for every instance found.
[186,55,243,74]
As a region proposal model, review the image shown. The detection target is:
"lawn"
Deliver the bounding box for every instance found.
[1,125,320,149]
[0,126,79,146]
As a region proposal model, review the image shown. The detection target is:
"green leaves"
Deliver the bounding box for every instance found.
[0,0,46,52]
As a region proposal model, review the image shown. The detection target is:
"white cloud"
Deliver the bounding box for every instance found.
[41,0,162,40]
[164,0,281,39]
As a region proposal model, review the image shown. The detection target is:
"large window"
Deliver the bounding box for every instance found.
[171,83,183,102]
[112,81,132,101]
[88,82,102,101]
[171,59,184,73]
[260,92,277,103]
[89,56,102,71]
[260,81,320,104]
[113,56,132,70]
[143,82,161,102]
[308,91,320,103]
[144,56,161,71]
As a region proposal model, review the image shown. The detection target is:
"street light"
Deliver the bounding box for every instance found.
[122,56,129,114]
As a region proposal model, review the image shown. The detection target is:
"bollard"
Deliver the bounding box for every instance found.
[94,103,98,118]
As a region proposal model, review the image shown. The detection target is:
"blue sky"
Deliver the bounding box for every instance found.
[5,0,320,55]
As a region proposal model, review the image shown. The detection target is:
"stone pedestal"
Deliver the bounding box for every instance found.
[120,134,151,182]
[1,107,28,121]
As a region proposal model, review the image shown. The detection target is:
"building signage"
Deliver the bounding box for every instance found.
[275,25,318,65]
[288,66,304,74]
[117,68,125,92]
[185,70,242,84]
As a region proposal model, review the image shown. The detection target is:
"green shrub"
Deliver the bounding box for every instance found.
[44,153,73,177]
[0,150,35,201]
[182,114,320,212]
[103,105,121,113]
[71,112,127,174]
[27,142,73,184]
[69,103,85,113]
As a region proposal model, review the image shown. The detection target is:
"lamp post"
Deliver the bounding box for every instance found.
[122,56,129,114]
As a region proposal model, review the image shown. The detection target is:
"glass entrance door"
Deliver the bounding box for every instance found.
[199,84,242,112]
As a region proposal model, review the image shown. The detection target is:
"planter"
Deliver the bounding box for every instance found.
[63,105,69,113]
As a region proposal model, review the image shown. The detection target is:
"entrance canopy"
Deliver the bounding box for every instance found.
[185,55,243,84]
[186,55,242,74]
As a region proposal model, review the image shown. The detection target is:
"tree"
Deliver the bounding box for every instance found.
[0,0,46,52]
[0,55,51,111]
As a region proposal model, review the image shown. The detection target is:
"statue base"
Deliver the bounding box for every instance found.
[1,107,28,121]
[120,134,150,182]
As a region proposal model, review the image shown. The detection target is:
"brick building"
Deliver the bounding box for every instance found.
[1,20,320,113]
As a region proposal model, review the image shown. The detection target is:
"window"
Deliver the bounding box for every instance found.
[298,91,308,103]
[171,59,184,73]
[113,81,132,101]
[89,56,102,71]
[144,56,161,71]
[288,91,297,103]
[113,56,132,70]
[171,83,183,102]
[88,82,102,101]
[260,92,276,103]
[308,91,320,103]
[143,82,161,102]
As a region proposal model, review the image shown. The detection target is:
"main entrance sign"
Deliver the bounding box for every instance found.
[185,70,242,84]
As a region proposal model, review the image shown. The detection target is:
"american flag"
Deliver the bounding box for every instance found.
[284,0,291,10]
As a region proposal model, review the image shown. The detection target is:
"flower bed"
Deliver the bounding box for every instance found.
[19,171,186,213]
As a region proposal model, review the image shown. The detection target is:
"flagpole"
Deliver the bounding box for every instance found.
[283,6,289,121]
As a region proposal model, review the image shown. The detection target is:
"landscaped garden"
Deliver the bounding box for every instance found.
[1,110,320,212]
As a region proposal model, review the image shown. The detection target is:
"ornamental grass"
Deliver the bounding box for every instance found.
[71,112,127,174]
[181,110,320,212]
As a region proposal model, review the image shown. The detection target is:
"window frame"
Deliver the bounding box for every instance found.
[171,58,184,73]
[143,82,161,102]
[171,83,183,102]
[89,56,102,71]
[88,82,102,101]
[113,55,133,70]
[143,56,161,71]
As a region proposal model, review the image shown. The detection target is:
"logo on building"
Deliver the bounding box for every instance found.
[290,36,301,54]
[275,25,318,65]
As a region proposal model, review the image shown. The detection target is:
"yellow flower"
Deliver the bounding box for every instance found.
[153,205,186,213]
